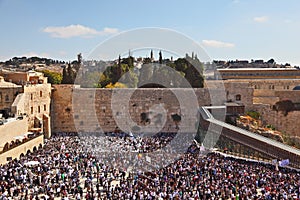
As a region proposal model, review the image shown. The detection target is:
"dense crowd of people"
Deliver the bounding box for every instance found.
[0,132,299,199]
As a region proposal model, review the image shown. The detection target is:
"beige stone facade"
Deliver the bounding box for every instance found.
[252,104,300,137]
[215,68,300,80]
[22,83,52,137]
[0,77,23,111]
[0,70,48,85]
[0,71,51,136]
[226,79,300,138]
[51,86,209,133]
[51,83,252,133]
[0,135,43,165]
[0,70,50,164]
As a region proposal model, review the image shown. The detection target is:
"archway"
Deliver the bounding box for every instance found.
[19,153,25,159]
[235,94,241,101]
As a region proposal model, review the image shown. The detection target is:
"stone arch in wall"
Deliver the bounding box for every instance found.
[235,94,241,101]
[3,142,9,152]
[33,146,37,152]
[19,153,25,159]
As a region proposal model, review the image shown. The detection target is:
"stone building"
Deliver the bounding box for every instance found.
[0,70,49,164]
[0,76,23,112]
[0,70,51,137]
[215,68,300,80]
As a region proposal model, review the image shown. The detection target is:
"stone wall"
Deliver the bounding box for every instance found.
[253,90,279,105]
[0,87,23,111]
[251,102,300,137]
[253,90,300,105]
[248,79,300,90]
[252,89,300,137]
[23,83,52,137]
[0,135,43,165]
[51,82,256,133]
[51,86,213,133]
[51,85,77,133]
[0,118,28,147]
[274,90,300,103]
[206,80,254,110]
[52,85,234,133]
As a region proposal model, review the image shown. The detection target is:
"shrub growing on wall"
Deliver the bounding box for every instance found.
[246,111,260,120]
[273,99,295,116]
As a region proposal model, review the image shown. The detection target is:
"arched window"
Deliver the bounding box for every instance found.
[235,94,241,101]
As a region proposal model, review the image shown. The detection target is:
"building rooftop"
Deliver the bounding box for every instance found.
[0,76,21,88]
[217,68,299,71]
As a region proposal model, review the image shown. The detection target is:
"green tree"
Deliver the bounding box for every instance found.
[119,69,138,88]
[80,71,102,88]
[40,70,62,84]
[98,73,111,88]
[62,66,68,84]
[159,51,162,64]
[150,50,153,61]
[62,63,77,84]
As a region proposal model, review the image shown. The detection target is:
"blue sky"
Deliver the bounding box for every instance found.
[1,0,300,65]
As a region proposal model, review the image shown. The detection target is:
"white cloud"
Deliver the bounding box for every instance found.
[202,40,235,48]
[253,16,269,23]
[43,24,119,38]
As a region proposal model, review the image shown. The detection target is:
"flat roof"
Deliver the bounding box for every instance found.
[217,68,299,71]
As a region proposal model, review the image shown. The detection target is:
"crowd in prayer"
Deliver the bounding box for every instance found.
[0,132,299,199]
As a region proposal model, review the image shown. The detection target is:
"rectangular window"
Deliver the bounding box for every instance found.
[44,104,46,111]
[38,106,40,113]
[40,91,42,97]
[5,95,9,102]
[31,107,33,114]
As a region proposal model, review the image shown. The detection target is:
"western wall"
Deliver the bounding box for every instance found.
[51,79,300,137]
[51,85,212,133]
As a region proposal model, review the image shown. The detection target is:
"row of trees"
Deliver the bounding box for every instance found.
[3,56,66,66]
[56,52,205,88]
[39,70,62,84]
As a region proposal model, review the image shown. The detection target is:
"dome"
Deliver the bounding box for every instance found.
[293,85,300,90]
